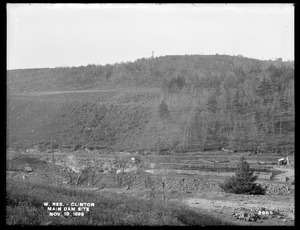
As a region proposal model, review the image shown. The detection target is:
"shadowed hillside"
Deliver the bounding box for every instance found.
[7,55,294,154]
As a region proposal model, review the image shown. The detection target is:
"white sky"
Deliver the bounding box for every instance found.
[7,3,294,70]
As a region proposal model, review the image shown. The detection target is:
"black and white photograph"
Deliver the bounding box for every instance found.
[6,3,294,226]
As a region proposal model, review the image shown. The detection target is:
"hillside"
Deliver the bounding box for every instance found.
[7,55,294,154]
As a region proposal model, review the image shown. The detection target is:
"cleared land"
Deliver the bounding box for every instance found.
[6,150,294,226]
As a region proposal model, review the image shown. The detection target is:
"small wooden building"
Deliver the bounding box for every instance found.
[278,157,289,165]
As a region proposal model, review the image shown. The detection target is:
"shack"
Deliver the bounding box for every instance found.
[278,157,289,165]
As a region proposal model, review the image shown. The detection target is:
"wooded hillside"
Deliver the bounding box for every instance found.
[7,55,294,154]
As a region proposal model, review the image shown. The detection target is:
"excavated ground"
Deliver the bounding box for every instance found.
[6,151,294,225]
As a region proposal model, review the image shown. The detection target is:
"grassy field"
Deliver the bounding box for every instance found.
[6,178,227,226]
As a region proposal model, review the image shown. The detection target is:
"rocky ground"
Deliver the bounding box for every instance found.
[6,151,295,226]
[183,192,294,226]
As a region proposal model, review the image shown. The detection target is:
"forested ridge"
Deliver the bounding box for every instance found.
[7,55,294,154]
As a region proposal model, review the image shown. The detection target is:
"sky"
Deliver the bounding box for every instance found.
[7,3,294,70]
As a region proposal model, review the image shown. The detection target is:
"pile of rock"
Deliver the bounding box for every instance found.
[233,211,260,221]
[124,175,223,192]
[233,207,284,222]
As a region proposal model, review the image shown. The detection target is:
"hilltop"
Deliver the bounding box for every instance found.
[7,55,294,154]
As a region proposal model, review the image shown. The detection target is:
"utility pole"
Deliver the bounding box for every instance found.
[149,51,154,77]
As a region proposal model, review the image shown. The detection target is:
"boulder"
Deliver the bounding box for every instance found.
[24,166,33,172]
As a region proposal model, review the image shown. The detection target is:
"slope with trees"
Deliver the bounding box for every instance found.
[7,55,294,154]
